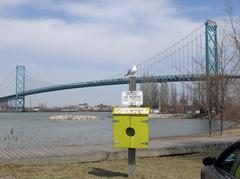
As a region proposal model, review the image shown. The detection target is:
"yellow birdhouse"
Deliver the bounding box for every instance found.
[112,107,150,148]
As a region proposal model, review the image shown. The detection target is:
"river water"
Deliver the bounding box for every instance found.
[0,112,232,149]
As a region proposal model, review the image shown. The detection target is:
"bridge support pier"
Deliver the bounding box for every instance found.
[16,65,25,112]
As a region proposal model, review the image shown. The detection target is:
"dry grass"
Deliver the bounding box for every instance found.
[208,122,240,137]
[0,151,220,179]
[224,105,240,121]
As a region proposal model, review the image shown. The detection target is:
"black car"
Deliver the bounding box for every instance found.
[201,141,240,179]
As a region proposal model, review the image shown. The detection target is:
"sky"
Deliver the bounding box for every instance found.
[0,0,238,107]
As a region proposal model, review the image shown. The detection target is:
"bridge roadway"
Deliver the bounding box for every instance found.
[0,74,239,102]
[0,74,203,101]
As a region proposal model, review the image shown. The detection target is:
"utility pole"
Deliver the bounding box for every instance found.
[128,74,136,178]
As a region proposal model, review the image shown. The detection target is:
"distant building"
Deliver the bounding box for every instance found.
[96,104,112,111]
[79,103,88,110]
[0,102,15,111]
[61,105,78,112]
[0,102,8,111]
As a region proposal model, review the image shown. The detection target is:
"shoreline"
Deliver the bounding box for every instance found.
[149,113,194,119]
[0,121,239,165]
[151,121,237,141]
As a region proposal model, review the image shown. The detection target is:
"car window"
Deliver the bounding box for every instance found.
[219,148,240,174]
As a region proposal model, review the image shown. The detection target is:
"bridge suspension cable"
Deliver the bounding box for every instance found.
[0,68,15,96]
[21,23,207,88]
[24,69,63,90]
[135,24,205,78]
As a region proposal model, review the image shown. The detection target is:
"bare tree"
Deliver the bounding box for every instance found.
[227,0,240,63]
[193,2,240,135]
[215,1,240,134]
[179,84,187,113]
[159,82,169,106]
[140,75,159,108]
[170,83,178,105]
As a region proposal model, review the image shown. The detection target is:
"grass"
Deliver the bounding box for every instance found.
[0,150,221,179]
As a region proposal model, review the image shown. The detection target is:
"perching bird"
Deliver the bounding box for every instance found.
[124,65,137,77]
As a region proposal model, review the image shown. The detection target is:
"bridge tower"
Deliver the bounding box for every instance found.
[205,20,219,135]
[16,65,25,112]
[205,20,219,75]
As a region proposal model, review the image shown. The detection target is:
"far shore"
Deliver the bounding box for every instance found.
[149,113,194,119]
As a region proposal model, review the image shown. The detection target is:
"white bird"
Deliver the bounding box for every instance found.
[124,65,137,77]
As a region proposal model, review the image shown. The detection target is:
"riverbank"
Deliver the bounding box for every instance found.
[0,133,238,165]
[0,121,238,164]
[149,113,193,119]
[0,123,239,178]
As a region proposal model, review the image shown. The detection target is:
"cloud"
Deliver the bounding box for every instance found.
[55,0,177,25]
[0,0,31,5]
[0,0,202,69]
[0,18,149,65]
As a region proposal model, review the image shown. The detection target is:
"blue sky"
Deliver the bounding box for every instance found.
[0,0,238,107]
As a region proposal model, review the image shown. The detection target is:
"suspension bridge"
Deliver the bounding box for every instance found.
[0,20,239,111]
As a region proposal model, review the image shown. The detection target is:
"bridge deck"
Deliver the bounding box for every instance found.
[0,74,204,101]
[1,74,240,102]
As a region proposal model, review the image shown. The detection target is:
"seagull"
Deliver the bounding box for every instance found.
[124,65,137,77]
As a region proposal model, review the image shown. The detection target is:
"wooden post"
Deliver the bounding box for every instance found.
[128,75,136,178]
[128,148,136,178]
